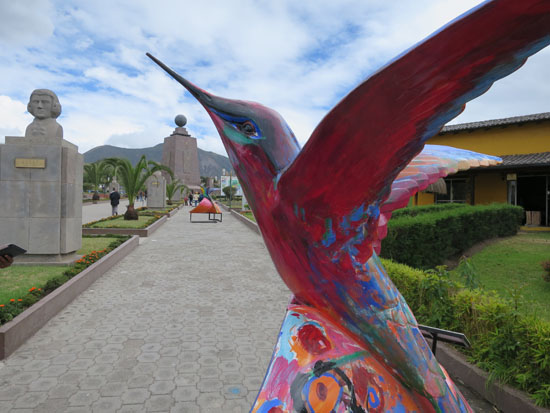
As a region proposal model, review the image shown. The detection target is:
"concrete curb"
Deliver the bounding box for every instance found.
[437,343,549,413]
[229,209,261,235]
[225,207,546,412]
[217,202,260,233]
[82,215,168,237]
[0,235,140,360]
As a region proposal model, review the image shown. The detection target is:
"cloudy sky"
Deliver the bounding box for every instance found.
[1,0,549,156]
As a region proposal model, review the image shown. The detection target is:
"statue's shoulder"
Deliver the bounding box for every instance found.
[25,118,63,140]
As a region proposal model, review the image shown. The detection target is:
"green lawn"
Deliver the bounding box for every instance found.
[241,211,256,222]
[140,206,177,215]
[87,215,157,229]
[0,236,122,304]
[451,231,550,320]
[218,199,245,208]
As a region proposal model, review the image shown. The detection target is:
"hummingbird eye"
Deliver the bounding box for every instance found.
[239,121,257,136]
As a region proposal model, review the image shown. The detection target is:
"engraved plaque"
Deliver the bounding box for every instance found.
[15,158,46,168]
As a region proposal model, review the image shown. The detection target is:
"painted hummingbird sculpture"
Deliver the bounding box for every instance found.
[148,1,550,411]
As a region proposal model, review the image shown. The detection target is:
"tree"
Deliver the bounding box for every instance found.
[166,178,187,205]
[104,156,172,220]
[222,185,237,198]
[84,161,112,194]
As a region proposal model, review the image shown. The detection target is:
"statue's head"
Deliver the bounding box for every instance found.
[27,89,62,120]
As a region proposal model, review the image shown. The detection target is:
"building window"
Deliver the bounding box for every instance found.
[435,178,468,203]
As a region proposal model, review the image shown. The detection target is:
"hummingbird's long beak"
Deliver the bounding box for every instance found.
[146,53,213,105]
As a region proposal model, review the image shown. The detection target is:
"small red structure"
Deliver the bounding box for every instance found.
[189,198,222,222]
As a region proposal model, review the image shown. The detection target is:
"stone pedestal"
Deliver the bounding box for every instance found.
[146,171,166,209]
[0,136,83,260]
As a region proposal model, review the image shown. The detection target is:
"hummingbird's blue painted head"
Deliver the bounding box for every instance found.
[147,53,301,181]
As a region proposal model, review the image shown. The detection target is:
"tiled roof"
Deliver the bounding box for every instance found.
[440,112,550,134]
[491,152,550,168]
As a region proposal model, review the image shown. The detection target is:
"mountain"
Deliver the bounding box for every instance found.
[83,143,232,177]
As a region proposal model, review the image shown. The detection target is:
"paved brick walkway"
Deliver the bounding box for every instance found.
[0,207,290,412]
[0,205,496,412]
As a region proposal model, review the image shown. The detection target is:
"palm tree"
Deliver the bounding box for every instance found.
[104,156,172,220]
[84,161,112,202]
[166,178,187,205]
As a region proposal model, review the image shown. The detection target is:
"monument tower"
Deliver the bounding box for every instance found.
[161,115,201,199]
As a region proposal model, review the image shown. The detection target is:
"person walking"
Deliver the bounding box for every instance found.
[109,187,121,216]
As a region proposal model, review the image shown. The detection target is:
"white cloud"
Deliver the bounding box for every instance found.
[0,0,548,157]
[0,0,55,47]
[0,95,29,142]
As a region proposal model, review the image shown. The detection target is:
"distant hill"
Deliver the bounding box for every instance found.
[83,143,232,177]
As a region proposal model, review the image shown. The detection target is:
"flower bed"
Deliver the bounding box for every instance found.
[83,212,157,229]
[139,205,180,217]
[82,214,168,237]
[0,235,139,359]
[0,236,130,325]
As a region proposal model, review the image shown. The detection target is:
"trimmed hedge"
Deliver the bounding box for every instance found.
[381,203,523,268]
[384,259,550,407]
[391,203,468,219]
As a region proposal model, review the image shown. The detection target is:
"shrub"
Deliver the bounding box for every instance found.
[381,203,523,268]
[391,203,469,219]
[383,257,550,407]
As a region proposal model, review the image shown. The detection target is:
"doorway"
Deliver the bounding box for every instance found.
[517,175,548,226]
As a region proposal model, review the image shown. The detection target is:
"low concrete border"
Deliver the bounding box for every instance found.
[0,235,140,360]
[437,343,549,413]
[227,207,547,412]
[82,215,167,237]
[230,210,261,235]
[216,202,259,232]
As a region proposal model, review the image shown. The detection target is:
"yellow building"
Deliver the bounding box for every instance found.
[415,112,550,226]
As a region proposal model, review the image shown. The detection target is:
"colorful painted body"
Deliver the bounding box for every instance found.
[252,299,467,413]
[148,1,550,411]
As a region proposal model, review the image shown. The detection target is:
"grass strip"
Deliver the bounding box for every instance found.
[450,232,550,321]
[85,215,158,229]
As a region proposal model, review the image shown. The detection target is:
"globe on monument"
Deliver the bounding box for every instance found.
[175,114,187,127]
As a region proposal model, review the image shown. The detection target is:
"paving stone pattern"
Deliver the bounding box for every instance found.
[0,206,290,412]
[1,204,496,412]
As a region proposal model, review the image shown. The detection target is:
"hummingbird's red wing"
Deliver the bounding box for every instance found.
[374,145,502,253]
[278,0,550,245]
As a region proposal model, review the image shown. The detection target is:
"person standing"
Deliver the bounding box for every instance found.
[109,187,121,216]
